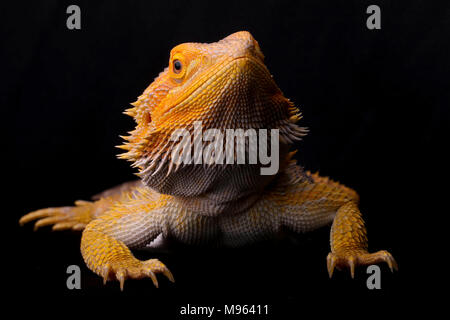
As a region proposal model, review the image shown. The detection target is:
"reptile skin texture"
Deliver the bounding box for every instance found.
[19,31,397,290]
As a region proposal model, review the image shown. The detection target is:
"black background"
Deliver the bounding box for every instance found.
[3,0,448,317]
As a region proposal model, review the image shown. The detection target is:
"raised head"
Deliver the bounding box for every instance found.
[118,31,306,212]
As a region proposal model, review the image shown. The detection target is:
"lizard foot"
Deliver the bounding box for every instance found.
[326,249,398,278]
[19,199,106,231]
[101,258,175,290]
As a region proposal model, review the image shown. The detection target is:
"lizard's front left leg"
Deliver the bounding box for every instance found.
[81,198,174,290]
[279,173,397,278]
[327,201,398,278]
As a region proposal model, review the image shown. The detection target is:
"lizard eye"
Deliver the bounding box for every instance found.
[173,59,183,74]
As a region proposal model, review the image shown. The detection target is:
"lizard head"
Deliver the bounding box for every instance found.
[118,31,307,204]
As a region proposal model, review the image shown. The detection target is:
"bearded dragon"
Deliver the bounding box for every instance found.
[19,31,397,290]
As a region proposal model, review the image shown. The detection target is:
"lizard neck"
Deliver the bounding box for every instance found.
[172,190,264,217]
[153,144,306,216]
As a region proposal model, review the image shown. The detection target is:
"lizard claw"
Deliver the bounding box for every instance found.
[145,270,159,288]
[326,253,337,278]
[143,259,175,283]
[373,250,398,273]
[116,270,126,291]
[102,264,111,285]
[19,197,115,231]
[162,267,175,283]
[19,204,93,231]
[100,258,174,290]
[327,249,397,278]
[348,256,356,279]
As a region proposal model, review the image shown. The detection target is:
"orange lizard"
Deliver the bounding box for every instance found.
[19,31,397,290]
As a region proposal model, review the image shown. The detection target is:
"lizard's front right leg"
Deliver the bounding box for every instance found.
[80,197,174,290]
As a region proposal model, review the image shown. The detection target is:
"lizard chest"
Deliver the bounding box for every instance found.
[165,208,220,245]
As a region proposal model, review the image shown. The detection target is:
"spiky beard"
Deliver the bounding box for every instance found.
[117,105,307,209]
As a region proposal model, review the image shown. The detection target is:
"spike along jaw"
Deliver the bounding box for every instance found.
[118,31,307,205]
